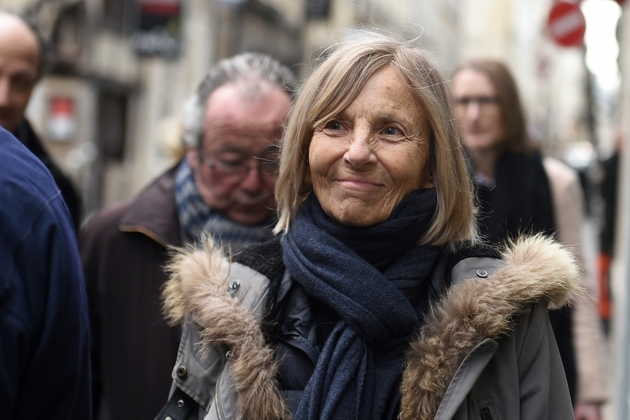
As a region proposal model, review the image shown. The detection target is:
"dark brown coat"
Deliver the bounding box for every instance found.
[79,165,183,420]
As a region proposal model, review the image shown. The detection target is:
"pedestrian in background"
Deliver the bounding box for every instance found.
[0,127,91,419]
[0,10,82,231]
[159,31,578,420]
[79,53,294,420]
[597,127,625,334]
[452,58,607,420]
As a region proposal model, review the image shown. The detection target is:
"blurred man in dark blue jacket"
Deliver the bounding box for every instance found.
[0,127,91,419]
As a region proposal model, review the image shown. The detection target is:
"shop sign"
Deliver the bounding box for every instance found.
[132,0,182,58]
[47,96,77,142]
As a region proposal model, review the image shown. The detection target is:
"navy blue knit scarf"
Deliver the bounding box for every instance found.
[281,189,440,420]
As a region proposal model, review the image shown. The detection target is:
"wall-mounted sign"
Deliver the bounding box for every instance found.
[47,96,77,142]
[132,0,182,58]
[218,0,247,5]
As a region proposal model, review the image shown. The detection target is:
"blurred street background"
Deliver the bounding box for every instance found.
[1,0,628,417]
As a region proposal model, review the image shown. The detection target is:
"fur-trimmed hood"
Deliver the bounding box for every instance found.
[163,234,581,420]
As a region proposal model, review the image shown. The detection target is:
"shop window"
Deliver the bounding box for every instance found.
[97,92,127,162]
[103,0,134,33]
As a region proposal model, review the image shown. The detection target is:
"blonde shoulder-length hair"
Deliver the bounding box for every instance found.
[274,31,478,249]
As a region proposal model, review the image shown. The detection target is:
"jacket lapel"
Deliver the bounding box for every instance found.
[434,338,498,420]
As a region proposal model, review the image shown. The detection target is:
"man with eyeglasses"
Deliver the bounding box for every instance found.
[78,53,294,420]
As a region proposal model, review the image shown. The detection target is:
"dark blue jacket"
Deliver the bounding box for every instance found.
[0,128,92,419]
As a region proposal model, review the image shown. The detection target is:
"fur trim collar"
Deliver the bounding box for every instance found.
[400,234,581,420]
[162,234,580,420]
[162,236,290,420]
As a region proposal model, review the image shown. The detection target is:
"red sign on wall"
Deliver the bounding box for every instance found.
[547,1,586,47]
[47,96,77,142]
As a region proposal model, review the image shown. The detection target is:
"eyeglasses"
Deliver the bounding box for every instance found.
[455,96,499,111]
[198,146,279,180]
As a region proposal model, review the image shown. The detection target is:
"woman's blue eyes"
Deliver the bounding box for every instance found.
[323,121,402,136]
[324,121,344,130]
[383,127,401,135]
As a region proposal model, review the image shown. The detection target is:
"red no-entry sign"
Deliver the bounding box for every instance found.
[547,1,586,47]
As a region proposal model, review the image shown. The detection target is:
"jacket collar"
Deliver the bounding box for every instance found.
[119,163,182,248]
[12,118,47,159]
[164,234,581,420]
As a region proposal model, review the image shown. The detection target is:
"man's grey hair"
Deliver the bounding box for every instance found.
[182,52,296,148]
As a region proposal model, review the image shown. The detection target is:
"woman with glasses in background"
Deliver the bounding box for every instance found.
[452,59,607,420]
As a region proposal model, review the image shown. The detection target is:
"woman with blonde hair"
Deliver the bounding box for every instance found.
[158,31,578,420]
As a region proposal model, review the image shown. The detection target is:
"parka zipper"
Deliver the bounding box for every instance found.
[479,406,495,420]
[214,370,225,420]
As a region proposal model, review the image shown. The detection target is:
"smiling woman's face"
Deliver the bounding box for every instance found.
[308,65,433,227]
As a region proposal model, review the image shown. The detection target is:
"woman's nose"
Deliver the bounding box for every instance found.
[465,101,481,120]
[345,128,375,167]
